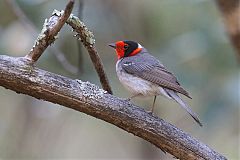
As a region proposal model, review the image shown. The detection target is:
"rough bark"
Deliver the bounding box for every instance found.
[0,55,227,160]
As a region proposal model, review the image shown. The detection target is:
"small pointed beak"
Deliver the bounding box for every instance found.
[108,43,116,49]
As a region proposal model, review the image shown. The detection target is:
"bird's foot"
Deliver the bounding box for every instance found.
[146,110,153,115]
[123,97,131,101]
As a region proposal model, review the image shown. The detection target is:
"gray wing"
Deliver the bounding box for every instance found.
[121,57,192,98]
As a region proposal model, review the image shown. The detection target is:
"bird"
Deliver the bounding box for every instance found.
[108,40,202,126]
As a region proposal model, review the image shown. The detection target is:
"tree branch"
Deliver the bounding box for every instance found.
[0,55,227,160]
[25,0,74,62]
[22,3,112,94]
[65,12,113,94]
[4,0,79,74]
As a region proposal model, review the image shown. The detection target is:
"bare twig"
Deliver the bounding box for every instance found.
[0,55,227,160]
[216,0,240,62]
[4,0,78,74]
[25,0,74,62]
[65,12,113,94]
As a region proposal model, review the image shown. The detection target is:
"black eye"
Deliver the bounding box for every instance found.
[124,44,129,50]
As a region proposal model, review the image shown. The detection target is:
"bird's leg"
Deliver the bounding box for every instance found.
[148,96,157,114]
[125,93,141,101]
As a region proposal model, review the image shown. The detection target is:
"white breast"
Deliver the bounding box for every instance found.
[116,60,171,99]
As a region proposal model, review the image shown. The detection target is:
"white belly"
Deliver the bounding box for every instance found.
[116,61,171,99]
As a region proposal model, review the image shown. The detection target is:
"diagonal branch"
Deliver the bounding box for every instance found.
[4,0,78,74]
[0,55,227,160]
[64,12,113,94]
[25,0,74,62]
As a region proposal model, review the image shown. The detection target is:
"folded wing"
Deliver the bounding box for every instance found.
[121,58,191,98]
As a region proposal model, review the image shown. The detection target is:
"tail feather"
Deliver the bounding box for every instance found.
[165,89,203,127]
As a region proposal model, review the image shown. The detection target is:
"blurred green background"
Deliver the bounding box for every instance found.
[0,0,239,159]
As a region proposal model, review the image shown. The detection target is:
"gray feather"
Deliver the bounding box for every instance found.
[164,89,202,126]
[120,50,191,98]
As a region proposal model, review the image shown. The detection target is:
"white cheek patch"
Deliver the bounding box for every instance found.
[138,43,143,48]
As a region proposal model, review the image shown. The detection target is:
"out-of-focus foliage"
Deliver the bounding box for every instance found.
[0,0,239,159]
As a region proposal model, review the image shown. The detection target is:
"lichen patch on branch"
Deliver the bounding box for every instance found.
[76,79,107,99]
[68,14,95,45]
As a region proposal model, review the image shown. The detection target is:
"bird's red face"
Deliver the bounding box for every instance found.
[109,40,142,59]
